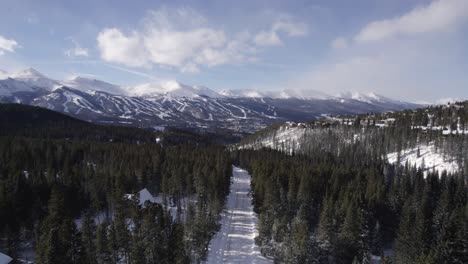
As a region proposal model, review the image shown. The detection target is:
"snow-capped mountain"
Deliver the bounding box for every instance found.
[0,68,421,132]
[0,77,38,96]
[131,80,222,98]
[338,91,396,103]
[64,76,127,95]
[336,91,419,109]
[10,68,62,91]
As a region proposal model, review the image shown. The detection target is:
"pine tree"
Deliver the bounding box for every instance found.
[36,187,82,264]
[81,212,97,264]
[96,221,111,264]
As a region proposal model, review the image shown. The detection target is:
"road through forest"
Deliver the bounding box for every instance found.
[204,166,272,264]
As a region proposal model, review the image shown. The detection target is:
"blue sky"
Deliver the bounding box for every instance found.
[0,0,468,101]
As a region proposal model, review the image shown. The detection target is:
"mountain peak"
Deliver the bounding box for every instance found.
[9,68,60,91]
[12,68,46,79]
[63,76,126,95]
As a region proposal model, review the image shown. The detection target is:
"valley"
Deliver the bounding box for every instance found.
[1,1,468,263]
[1,100,468,264]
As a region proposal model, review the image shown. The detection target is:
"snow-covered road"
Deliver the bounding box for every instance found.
[204,166,272,264]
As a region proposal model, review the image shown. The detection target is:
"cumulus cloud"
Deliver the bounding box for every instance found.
[97,29,147,67]
[355,0,468,43]
[97,7,252,72]
[0,35,19,55]
[65,38,89,57]
[254,15,308,46]
[97,7,304,72]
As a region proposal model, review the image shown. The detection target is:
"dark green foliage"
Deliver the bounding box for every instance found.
[0,105,232,263]
[234,113,468,264]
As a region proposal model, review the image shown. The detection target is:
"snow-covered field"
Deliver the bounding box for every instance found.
[387,143,459,176]
[204,167,272,264]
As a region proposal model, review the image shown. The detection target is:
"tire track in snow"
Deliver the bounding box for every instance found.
[204,166,272,264]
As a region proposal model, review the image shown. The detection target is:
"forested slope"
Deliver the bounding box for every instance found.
[233,101,468,263]
[0,103,232,263]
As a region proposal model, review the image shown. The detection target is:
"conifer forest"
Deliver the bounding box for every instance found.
[1,102,468,264]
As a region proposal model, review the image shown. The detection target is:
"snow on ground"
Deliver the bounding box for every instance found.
[204,166,272,264]
[240,125,306,154]
[387,143,459,176]
[124,188,195,221]
[0,252,12,264]
[124,188,158,207]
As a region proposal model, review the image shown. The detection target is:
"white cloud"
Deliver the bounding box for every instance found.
[65,38,89,57]
[272,17,308,37]
[254,31,283,47]
[254,15,308,46]
[355,0,468,43]
[97,7,253,72]
[0,35,19,55]
[97,7,304,72]
[331,37,348,49]
[97,28,148,67]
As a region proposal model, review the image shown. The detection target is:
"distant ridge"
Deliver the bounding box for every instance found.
[0,68,421,132]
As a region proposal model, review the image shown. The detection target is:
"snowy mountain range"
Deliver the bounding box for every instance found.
[0,68,421,132]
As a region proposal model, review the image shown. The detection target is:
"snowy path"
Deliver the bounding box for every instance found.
[204,166,272,264]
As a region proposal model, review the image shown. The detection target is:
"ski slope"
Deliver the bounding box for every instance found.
[204,166,272,264]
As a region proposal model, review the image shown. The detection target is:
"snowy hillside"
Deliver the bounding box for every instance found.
[10,68,61,90]
[387,143,459,176]
[0,78,37,96]
[240,123,308,153]
[64,76,127,95]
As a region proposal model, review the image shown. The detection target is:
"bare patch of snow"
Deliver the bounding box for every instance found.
[0,252,12,264]
[387,143,459,176]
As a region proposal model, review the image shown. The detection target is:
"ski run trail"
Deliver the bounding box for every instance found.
[204,166,272,264]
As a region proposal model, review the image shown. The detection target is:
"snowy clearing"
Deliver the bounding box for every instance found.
[204,166,271,264]
[239,125,306,154]
[387,143,459,176]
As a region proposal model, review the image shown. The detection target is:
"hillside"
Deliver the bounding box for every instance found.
[0,103,243,145]
[232,101,468,263]
[239,101,468,175]
[0,102,235,263]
